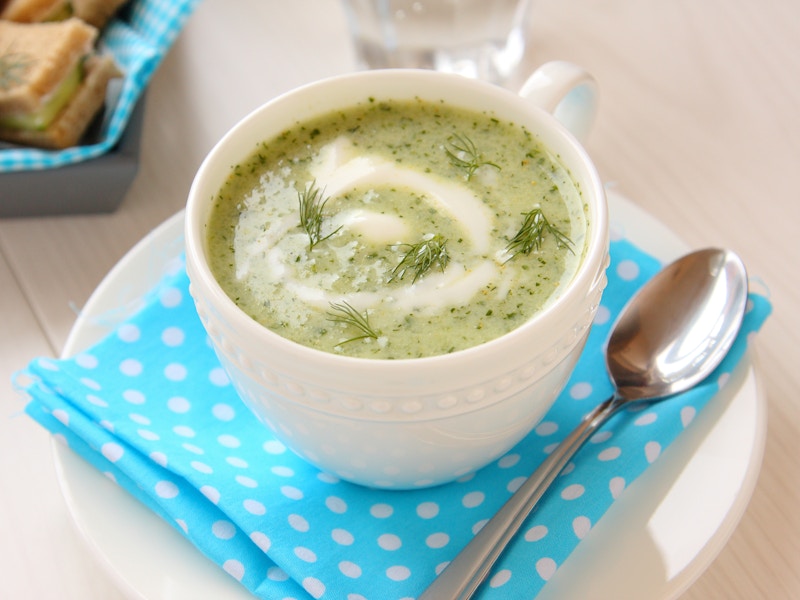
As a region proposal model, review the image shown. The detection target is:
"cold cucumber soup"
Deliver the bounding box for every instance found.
[206,97,589,359]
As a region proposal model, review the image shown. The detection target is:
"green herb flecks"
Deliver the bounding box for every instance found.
[0,49,33,91]
[445,133,500,180]
[326,301,379,344]
[298,181,341,250]
[389,234,450,283]
[505,207,574,261]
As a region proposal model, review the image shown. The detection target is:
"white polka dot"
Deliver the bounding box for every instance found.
[536,557,557,580]
[271,466,295,477]
[416,502,439,519]
[489,569,512,588]
[182,443,204,455]
[101,442,124,463]
[507,476,526,493]
[227,456,249,468]
[218,434,240,448]
[173,425,196,438]
[569,381,593,400]
[161,326,185,347]
[598,446,621,461]
[281,485,304,500]
[317,472,339,484]
[378,533,402,550]
[128,413,150,425]
[339,561,362,578]
[167,396,191,413]
[426,533,449,549]
[267,566,289,581]
[164,363,187,381]
[213,403,236,421]
[93,388,118,407]
[573,515,591,539]
[386,566,411,581]
[263,439,286,454]
[593,305,611,325]
[201,485,221,504]
[137,429,159,441]
[191,461,213,474]
[635,412,657,426]
[524,524,548,542]
[370,503,394,519]
[472,519,488,535]
[235,475,258,488]
[150,452,168,467]
[616,259,640,281]
[681,406,696,427]
[99,420,114,432]
[222,559,244,581]
[243,499,266,515]
[302,577,325,599]
[326,496,348,514]
[155,481,179,499]
[122,389,145,404]
[609,476,625,499]
[498,453,520,468]
[294,546,317,562]
[160,287,182,308]
[645,441,661,463]
[209,367,230,386]
[52,409,69,425]
[212,520,236,540]
[80,377,101,390]
[176,519,188,533]
[535,421,558,436]
[75,354,98,369]
[332,528,354,545]
[718,372,731,388]
[119,359,143,376]
[289,514,309,532]
[117,324,140,342]
[435,562,449,575]
[561,483,585,500]
[590,430,612,444]
[250,531,271,552]
[462,491,485,508]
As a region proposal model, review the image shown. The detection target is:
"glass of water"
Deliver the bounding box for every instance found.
[340,0,533,85]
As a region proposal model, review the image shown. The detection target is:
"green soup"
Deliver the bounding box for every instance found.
[206,98,588,359]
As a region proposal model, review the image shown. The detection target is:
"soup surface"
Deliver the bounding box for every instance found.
[206,98,588,359]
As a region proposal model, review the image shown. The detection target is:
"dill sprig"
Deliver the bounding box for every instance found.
[298,180,341,250]
[505,207,574,261]
[0,49,33,91]
[326,301,379,344]
[389,234,450,283]
[445,133,500,180]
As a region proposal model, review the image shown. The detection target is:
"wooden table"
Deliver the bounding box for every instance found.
[2,0,797,597]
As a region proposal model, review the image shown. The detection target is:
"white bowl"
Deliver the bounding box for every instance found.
[185,66,609,489]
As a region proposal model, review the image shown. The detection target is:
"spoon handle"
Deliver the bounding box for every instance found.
[418,395,623,600]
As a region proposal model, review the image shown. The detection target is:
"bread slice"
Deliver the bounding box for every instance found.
[0,18,121,149]
[0,0,69,23]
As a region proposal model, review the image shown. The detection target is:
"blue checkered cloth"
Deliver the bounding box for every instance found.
[0,0,201,172]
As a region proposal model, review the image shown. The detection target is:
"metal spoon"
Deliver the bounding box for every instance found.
[419,247,749,600]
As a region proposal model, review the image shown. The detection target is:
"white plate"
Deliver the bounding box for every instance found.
[52,190,766,600]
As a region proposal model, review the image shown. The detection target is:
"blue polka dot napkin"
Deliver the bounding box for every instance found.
[0,0,201,172]
[19,239,771,600]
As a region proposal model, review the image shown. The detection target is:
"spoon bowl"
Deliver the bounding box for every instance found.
[420,247,749,600]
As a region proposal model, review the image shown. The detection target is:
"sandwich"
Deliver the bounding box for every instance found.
[0,0,128,29]
[0,18,121,149]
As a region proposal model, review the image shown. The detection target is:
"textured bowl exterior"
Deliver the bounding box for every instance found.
[185,69,609,488]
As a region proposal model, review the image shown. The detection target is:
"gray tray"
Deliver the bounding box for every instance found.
[0,94,145,218]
